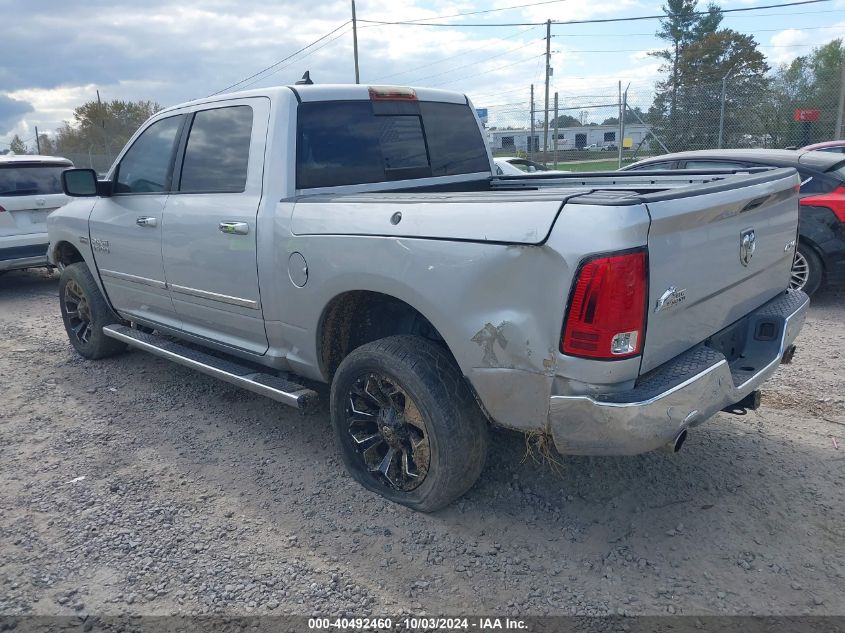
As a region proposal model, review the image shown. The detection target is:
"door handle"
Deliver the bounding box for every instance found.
[219,221,249,235]
[136,216,158,228]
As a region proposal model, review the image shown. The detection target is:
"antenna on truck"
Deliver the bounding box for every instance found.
[296,71,314,85]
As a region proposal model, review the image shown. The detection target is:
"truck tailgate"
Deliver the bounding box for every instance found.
[641,169,799,373]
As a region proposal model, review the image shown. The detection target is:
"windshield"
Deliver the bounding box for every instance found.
[0,164,68,196]
[511,160,548,173]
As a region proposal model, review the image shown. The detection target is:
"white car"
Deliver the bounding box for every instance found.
[494,157,569,176]
[0,155,72,273]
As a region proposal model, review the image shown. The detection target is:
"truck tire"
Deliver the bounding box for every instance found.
[59,262,127,360]
[330,335,488,512]
[791,243,823,296]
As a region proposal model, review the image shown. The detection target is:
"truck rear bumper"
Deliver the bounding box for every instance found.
[548,289,809,455]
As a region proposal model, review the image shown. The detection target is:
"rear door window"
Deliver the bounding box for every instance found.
[627,161,674,171]
[0,165,68,196]
[824,160,845,181]
[296,100,489,189]
[179,105,253,193]
[798,170,837,195]
[509,160,548,173]
[682,160,748,170]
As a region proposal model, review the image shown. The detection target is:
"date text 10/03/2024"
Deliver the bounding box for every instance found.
[308,617,528,630]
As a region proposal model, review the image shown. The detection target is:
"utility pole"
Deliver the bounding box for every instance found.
[718,75,728,148]
[96,90,112,160]
[617,82,622,169]
[836,49,845,139]
[618,83,628,169]
[351,0,360,84]
[35,126,41,154]
[543,19,551,160]
[553,92,559,168]
[530,84,535,161]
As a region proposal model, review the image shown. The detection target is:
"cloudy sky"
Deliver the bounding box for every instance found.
[2,0,845,150]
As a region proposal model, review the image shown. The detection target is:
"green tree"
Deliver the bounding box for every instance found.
[552,114,581,128]
[649,0,771,151]
[763,40,844,147]
[37,133,56,155]
[675,30,769,149]
[9,134,29,154]
[651,0,723,126]
[53,99,162,160]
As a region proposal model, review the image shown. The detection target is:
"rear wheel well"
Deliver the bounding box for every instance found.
[54,241,84,268]
[318,291,447,380]
[797,236,826,270]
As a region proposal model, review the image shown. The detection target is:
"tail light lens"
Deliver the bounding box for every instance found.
[561,250,648,359]
[800,185,845,222]
[368,86,417,101]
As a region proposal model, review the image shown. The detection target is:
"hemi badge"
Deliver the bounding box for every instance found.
[79,236,89,244]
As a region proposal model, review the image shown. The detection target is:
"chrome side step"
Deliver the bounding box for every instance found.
[102,324,318,411]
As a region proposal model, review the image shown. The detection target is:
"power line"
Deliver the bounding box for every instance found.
[549,42,836,54]
[369,24,541,82]
[0,135,36,148]
[372,0,572,24]
[429,53,546,88]
[234,24,354,92]
[408,38,544,84]
[208,21,350,96]
[358,0,833,28]
[552,23,845,38]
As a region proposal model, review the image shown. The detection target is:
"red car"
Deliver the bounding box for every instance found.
[801,140,845,155]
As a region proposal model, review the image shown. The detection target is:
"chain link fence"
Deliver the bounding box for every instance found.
[482,78,845,168]
[62,151,116,175]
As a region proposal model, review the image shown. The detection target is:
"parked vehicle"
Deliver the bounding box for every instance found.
[600,144,618,152]
[622,149,845,295]
[49,84,807,511]
[1,155,72,273]
[801,140,845,155]
[493,157,567,175]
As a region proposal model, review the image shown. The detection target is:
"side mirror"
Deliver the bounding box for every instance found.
[62,169,99,197]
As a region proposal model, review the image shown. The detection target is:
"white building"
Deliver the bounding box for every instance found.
[487,123,652,153]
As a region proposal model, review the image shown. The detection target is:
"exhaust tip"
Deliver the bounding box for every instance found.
[673,429,688,453]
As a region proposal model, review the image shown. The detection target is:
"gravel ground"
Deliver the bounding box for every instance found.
[1,268,843,618]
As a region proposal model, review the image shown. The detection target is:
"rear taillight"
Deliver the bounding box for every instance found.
[800,185,845,222]
[561,250,648,360]
[0,205,5,212]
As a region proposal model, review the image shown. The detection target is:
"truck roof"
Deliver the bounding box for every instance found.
[157,84,469,117]
[0,154,73,166]
[630,148,843,172]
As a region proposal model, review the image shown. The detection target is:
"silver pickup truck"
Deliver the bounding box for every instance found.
[48,84,808,511]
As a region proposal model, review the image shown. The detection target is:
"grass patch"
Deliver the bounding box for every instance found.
[553,159,626,172]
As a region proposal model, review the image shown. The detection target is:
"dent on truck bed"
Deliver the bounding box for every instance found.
[468,320,558,432]
[471,320,557,375]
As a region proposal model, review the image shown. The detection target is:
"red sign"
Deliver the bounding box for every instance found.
[794,109,821,122]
